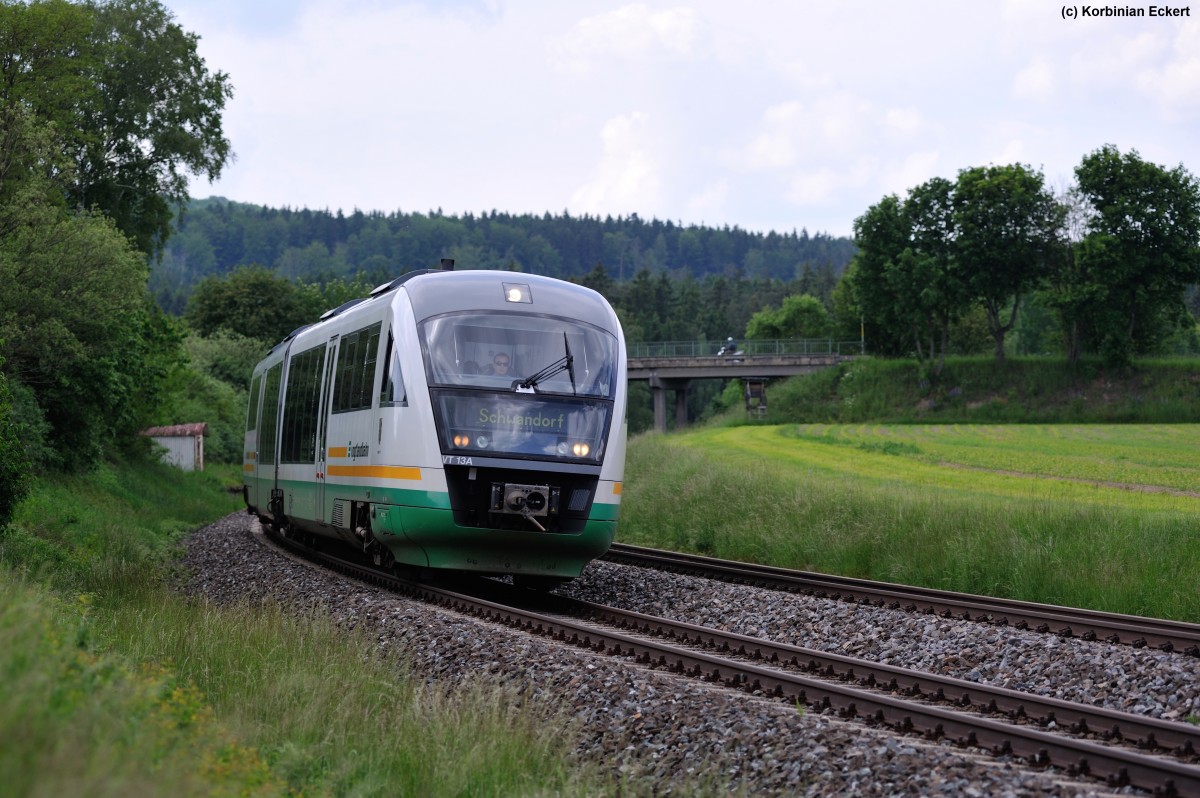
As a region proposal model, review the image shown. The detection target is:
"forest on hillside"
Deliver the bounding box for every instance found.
[150,199,857,315]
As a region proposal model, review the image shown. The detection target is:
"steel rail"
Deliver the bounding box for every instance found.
[604,542,1200,656]
[258,527,1200,796]
[560,593,1200,760]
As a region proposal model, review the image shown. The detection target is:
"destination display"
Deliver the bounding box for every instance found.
[432,391,612,463]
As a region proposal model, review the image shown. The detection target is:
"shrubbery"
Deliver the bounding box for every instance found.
[0,370,31,528]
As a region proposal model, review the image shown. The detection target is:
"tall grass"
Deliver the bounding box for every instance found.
[98,581,588,797]
[0,456,621,797]
[621,427,1200,621]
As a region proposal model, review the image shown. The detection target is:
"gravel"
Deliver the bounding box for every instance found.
[179,512,1169,796]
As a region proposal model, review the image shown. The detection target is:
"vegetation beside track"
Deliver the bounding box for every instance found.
[620,424,1200,623]
[737,356,1200,425]
[7,357,1200,795]
[0,457,624,798]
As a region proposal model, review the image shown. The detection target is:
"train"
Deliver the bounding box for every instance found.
[242,261,627,589]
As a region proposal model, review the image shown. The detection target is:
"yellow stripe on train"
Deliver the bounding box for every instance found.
[326,464,422,480]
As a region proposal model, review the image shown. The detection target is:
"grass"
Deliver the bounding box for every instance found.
[757,356,1200,425]
[9,358,1200,794]
[0,455,627,798]
[619,425,1200,622]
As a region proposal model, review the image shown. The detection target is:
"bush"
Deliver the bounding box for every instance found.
[0,372,31,528]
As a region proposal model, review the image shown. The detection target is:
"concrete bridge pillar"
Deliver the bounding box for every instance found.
[650,376,691,432]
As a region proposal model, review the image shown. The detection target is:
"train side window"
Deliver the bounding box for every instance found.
[333,321,381,413]
[379,331,407,406]
[246,373,262,432]
[281,344,326,463]
[259,364,282,465]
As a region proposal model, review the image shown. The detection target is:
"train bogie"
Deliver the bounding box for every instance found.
[242,265,627,582]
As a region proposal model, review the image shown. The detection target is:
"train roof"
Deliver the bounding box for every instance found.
[399,270,618,331]
[258,268,619,365]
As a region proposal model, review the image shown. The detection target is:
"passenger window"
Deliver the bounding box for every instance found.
[246,373,262,432]
[379,331,407,406]
[332,321,382,413]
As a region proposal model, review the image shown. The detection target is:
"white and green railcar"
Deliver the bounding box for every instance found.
[243,265,627,586]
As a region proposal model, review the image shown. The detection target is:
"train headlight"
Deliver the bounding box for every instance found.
[572,442,590,457]
[556,441,570,456]
[502,282,532,303]
[453,434,470,447]
[475,435,490,449]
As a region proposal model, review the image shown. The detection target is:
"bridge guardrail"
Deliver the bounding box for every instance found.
[627,339,863,358]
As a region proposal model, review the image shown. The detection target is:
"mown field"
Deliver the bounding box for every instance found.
[618,424,1200,622]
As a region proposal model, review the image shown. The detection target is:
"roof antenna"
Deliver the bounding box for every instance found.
[439,258,455,271]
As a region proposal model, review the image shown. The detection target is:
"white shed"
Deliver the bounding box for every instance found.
[141,423,208,471]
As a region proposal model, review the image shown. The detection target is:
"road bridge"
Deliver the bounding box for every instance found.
[626,340,860,432]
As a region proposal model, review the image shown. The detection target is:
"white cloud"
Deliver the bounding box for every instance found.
[787,158,874,206]
[570,112,663,216]
[1012,57,1055,102]
[739,101,806,169]
[879,151,941,198]
[549,4,703,72]
[883,107,926,137]
[732,94,875,172]
[1067,31,1163,85]
[990,139,1030,167]
[167,0,1200,239]
[1136,21,1200,116]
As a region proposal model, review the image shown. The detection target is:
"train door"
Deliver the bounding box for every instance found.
[316,334,340,524]
[244,371,264,509]
[257,363,283,520]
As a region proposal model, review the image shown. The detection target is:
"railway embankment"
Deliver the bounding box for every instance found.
[755,356,1200,425]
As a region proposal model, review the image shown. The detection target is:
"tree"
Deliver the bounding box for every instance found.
[745,294,830,339]
[850,195,912,357]
[0,364,31,527]
[954,164,1064,361]
[186,265,317,343]
[0,190,165,465]
[852,179,969,379]
[1069,145,1200,365]
[1,0,233,255]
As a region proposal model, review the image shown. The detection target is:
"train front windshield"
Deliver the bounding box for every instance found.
[421,312,619,463]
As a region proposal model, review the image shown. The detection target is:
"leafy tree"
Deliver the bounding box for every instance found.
[153,341,247,465]
[852,180,969,379]
[1,0,233,255]
[0,364,31,527]
[954,164,1064,361]
[900,177,965,376]
[186,267,381,346]
[850,195,911,357]
[182,329,267,391]
[745,294,831,339]
[0,193,162,466]
[829,262,865,344]
[185,265,316,343]
[1069,145,1200,366]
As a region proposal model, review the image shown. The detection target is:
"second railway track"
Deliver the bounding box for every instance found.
[262,526,1200,797]
[603,542,1200,657]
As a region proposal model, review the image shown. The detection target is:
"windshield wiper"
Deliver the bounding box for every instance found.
[514,333,576,394]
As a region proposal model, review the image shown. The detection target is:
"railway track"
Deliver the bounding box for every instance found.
[262,527,1200,796]
[604,542,1200,656]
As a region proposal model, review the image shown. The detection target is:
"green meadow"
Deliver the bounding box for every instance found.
[618,424,1200,622]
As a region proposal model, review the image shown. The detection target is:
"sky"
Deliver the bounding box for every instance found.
[164,0,1200,238]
